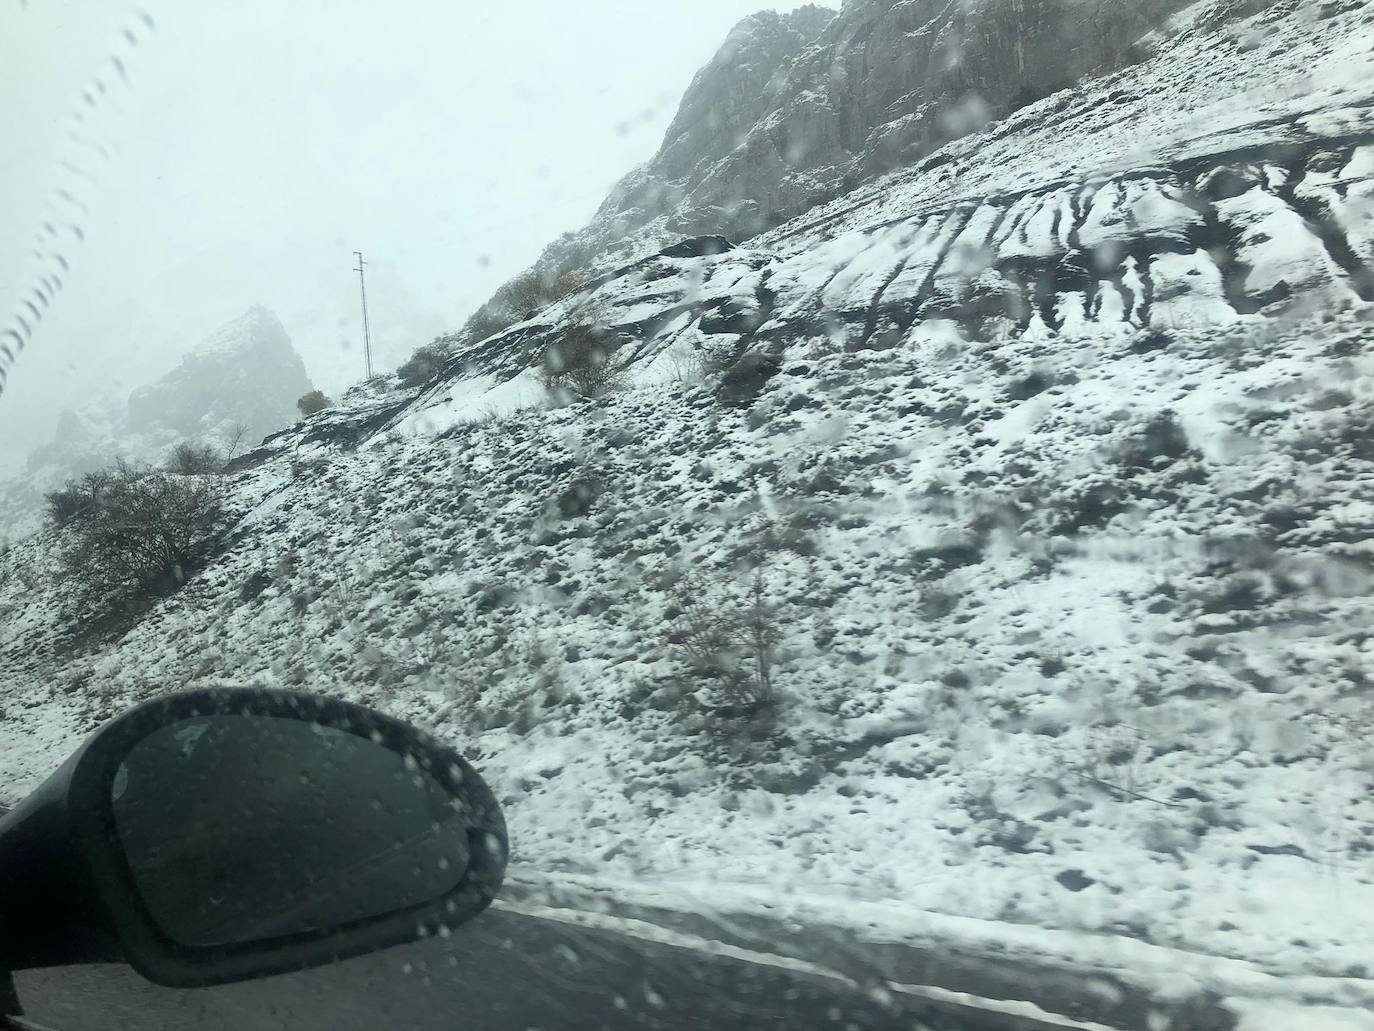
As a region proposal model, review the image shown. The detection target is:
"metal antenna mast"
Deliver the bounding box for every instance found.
[353,250,373,379]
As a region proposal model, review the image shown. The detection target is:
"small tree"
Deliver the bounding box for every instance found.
[296,390,331,417]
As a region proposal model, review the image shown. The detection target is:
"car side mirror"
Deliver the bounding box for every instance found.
[0,688,506,988]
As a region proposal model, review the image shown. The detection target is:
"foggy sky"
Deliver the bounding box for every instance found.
[0,1,833,471]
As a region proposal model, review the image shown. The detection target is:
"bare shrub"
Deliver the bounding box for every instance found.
[664,348,706,385]
[50,459,227,604]
[462,266,591,341]
[537,322,625,400]
[505,267,590,323]
[551,267,589,297]
[296,390,331,417]
[463,307,512,344]
[397,342,450,388]
[665,340,737,386]
[45,469,114,526]
[1067,720,1182,809]
[505,270,553,323]
[668,564,780,712]
[165,440,224,475]
[46,483,90,527]
[166,426,245,477]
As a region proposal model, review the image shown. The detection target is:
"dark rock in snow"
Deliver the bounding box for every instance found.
[557,478,604,519]
[1055,869,1097,892]
[700,297,765,336]
[658,236,736,259]
[1246,843,1309,859]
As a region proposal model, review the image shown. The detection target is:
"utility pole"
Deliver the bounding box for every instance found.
[353,250,374,380]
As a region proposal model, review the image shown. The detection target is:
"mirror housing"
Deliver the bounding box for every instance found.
[0,688,506,988]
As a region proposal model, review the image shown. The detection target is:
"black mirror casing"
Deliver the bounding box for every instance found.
[0,689,506,988]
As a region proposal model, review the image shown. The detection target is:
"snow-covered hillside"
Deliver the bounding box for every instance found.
[2,0,1372,1022]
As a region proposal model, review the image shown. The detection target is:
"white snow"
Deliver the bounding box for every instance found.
[2,0,1373,1023]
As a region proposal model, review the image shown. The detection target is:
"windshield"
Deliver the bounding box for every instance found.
[2,0,1372,1028]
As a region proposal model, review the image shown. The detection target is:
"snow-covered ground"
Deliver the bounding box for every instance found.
[2,0,1373,1022]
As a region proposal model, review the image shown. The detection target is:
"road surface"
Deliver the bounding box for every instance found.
[15,902,1092,1031]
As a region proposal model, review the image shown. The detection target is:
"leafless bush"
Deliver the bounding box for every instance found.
[165,440,224,475]
[669,564,780,712]
[463,266,591,340]
[1066,720,1182,809]
[666,342,737,385]
[537,323,625,400]
[504,268,589,323]
[664,348,706,384]
[296,390,331,417]
[45,469,114,526]
[162,426,244,478]
[504,270,554,323]
[397,342,450,388]
[50,459,227,604]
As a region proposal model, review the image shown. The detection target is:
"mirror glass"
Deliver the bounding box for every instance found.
[109,715,469,947]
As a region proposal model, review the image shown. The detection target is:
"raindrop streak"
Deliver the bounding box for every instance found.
[0,7,156,399]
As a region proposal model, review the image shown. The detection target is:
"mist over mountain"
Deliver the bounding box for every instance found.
[1,307,311,538]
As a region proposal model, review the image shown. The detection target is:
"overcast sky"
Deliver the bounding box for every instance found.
[0,1,832,469]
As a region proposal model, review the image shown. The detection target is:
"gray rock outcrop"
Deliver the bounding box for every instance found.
[534,0,1194,277]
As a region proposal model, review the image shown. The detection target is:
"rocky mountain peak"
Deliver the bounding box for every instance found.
[126,306,310,443]
[650,5,834,189]
[531,0,1194,283]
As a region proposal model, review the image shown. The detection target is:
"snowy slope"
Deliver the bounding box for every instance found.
[419,0,1374,419]
[2,0,1373,1020]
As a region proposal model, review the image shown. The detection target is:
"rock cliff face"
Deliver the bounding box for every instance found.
[423,0,1372,405]
[124,307,310,444]
[537,0,1195,278]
